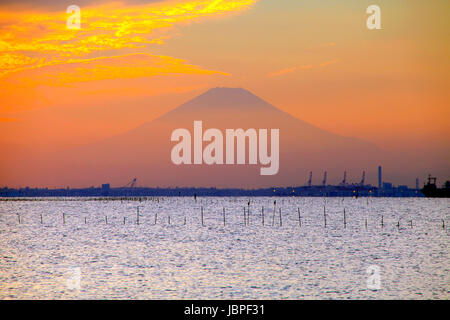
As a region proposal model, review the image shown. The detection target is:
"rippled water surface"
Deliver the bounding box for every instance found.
[0,197,448,299]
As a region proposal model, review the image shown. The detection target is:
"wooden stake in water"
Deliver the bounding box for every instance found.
[365,218,368,230]
[323,206,327,228]
[154,213,158,225]
[381,215,384,228]
[298,207,301,227]
[247,206,250,226]
[184,216,186,225]
[279,208,282,227]
[168,216,171,225]
[123,217,126,225]
[410,220,413,228]
[201,206,204,226]
[40,214,43,224]
[63,212,65,225]
[223,207,226,226]
[442,220,445,229]
[343,208,346,228]
[105,216,108,224]
[136,207,140,225]
[262,206,265,226]
[17,214,21,224]
[272,201,276,227]
[397,220,400,229]
[84,217,87,224]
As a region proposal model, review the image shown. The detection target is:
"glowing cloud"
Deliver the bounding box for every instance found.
[268,58,339,77]
[0,0,258,77]
[268,65,312,77]
[2,53,228,86]
[320,59,339,67]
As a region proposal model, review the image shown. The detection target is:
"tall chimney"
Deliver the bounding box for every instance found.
[378,166,382,190]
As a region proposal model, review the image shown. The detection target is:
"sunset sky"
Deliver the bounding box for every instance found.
[0,0,449,187]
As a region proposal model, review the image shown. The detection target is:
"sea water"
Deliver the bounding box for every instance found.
[0,197,448,299]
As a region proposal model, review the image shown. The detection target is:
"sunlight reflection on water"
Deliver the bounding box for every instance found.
[0,197,448,299]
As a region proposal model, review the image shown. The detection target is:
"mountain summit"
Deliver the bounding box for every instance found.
[163,87,278,113]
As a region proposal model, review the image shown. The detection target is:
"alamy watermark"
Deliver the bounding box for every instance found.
[66,5,81,30]
[170,121,279,175]
[367,5,381,30]
[66,266,81,290]
[65,4,381,31]
[366,265,381,290]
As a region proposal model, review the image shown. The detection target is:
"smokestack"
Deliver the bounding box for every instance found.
[378,166,382,190]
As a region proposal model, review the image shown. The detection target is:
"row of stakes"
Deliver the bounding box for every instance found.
[13,201,447,230]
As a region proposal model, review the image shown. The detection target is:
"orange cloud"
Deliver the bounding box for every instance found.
[0,0,258,77]
[320,59,339,67]
[268,58,340,77]
[2,53,228,86]
[0,53,229,113]
[268,65,312,77]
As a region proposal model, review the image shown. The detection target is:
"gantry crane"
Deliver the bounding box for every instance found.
[341,171,347,186]
[360,171,365,186]
[123,178,137,188]
[322,171,327,186]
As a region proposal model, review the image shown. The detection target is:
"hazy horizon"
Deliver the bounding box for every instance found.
[0,87,446,190]
[0,0,449,188]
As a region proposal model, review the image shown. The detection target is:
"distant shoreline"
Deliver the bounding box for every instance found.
[0,184,422,198]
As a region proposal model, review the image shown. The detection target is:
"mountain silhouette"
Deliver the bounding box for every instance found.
[25,87,385,187]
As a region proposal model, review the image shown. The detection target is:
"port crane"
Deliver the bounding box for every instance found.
[123,178,137,188]
[360,171,365,186]
[340,171,347,186]
[322,171,327,186]
[307,171,312,187]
